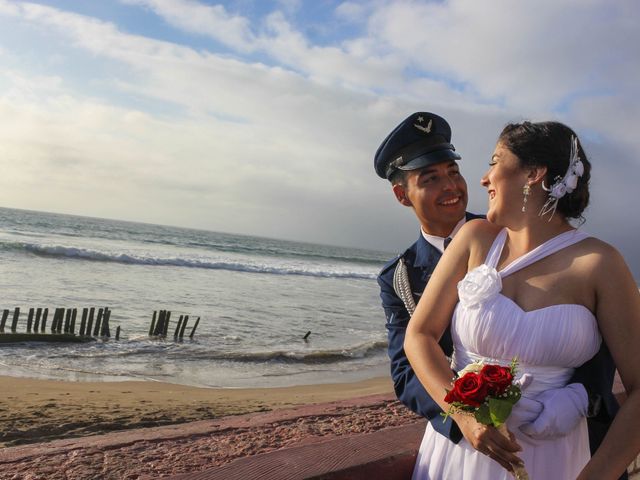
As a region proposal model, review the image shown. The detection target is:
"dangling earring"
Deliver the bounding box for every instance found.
[522,183,531,212]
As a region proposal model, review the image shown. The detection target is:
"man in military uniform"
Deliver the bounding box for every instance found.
[374,112,626,477]
[374,111,481,442]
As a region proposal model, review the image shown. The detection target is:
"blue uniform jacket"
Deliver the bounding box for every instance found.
[378,215,623,467]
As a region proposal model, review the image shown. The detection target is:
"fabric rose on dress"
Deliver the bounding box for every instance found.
[480,364,514,396]
[457,264,502,309]
[444,372,489,407]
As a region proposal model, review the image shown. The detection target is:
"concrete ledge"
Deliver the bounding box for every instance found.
[167,421,425,480]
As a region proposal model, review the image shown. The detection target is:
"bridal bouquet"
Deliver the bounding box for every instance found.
[443,358,529,480]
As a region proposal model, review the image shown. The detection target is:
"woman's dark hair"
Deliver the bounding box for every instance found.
[498,121,591,219]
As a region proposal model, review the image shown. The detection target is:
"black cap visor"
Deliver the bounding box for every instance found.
[397,147,462,173]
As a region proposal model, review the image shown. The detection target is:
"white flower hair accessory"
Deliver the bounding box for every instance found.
[539,135,584,219]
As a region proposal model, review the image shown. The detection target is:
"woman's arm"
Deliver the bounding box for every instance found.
[578,244,640,480]
[404,221,523,471]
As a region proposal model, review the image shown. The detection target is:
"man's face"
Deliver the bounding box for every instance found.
[393,160,468,237]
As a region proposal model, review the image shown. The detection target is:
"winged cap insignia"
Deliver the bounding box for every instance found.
[414,118,432,133]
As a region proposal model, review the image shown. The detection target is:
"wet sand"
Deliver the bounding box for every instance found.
[0,375,397,447]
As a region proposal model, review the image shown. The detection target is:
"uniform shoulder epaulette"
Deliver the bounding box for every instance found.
[378,253,403,276]
[378,242,415,276]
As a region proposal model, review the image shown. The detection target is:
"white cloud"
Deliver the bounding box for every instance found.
[335,2,368,23]
[121,0,256,52]
[367,0,640,112]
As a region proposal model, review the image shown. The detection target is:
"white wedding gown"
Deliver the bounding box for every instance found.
[412,229,602,480]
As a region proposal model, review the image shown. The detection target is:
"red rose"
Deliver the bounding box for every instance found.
[480,364,513,395]
[445,372,489,407]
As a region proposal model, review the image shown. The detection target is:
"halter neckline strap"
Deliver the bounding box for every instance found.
[485,228,589,278]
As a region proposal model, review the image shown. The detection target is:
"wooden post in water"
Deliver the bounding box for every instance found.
[40,308,48,333]
[0,309,8,333]
[50,308,58,333]
[149,311,157,336]
[115,325,121,341]
[173,315,184,339]
[70,308,77,335]
[101,308,111,337]
[179,315,189,340]
[56,308,65,333]
[163,311,171,337]
[50,309,58,333]
[64,309,72,333]
[27,308,34,333]
[160,310,168,336]
[189,317,200,339]
[153,310,164,336]
[93,308,103,337]
[86,307,95,336]
[34,308,42,332]
[79,308,88,336]
[11,307,20,333]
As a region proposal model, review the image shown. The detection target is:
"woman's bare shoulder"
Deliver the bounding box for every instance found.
[575,236,628,275]
[455,219,501,266]
[458,218,501,244]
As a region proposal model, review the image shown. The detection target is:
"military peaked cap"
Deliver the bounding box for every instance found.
[374,112,462,179]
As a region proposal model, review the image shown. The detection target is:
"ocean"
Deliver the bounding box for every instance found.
[0,207,393,388]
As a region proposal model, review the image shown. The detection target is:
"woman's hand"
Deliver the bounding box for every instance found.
[454,414,524,472]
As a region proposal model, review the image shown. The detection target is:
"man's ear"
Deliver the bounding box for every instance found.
[528,166,548,185]
[392,183,412,207]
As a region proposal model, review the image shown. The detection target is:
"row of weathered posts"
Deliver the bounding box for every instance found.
[148,310,199,341]
[0,306,119,342]
[0,308,202,343]
[0,307,120,341]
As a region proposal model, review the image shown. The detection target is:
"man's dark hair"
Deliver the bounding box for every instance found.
[388,169,407,186]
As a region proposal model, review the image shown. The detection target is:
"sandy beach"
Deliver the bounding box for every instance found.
[0,374,428,479]
[0,375,401,447]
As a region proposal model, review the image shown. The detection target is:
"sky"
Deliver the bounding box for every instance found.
[0,0,638,277]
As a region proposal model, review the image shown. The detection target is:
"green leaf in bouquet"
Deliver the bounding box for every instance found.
[474,403,492,426]
[488,397,514,427]
[507,385,522,403]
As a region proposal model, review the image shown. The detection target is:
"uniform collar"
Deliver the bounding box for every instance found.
[414,234,441,268]
[420,217,466,254]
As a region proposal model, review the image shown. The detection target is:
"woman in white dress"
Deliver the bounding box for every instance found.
[404,121,640,479]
